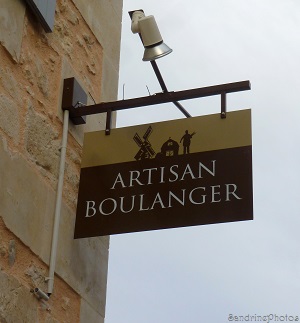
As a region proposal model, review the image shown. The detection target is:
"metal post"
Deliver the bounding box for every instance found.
[221,92,226,119]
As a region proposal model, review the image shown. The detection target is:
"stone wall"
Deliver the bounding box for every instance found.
[0,0,123,322]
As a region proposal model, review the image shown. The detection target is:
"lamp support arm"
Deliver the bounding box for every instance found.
[150,61,192,118]
[62,80,251,120]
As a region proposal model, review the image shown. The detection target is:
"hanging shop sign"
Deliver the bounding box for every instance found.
[74,109,253,238]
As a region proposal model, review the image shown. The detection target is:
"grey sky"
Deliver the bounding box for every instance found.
[105,1,300,322]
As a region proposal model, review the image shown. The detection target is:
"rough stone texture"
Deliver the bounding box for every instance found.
[0,0,26,62]
[0,134,109,320]
[0,138,54,261]
[0,217,81,322]
[72,0,122,130]
[0,271,38,323]
[0,67,22,104]
[8,240,16,267]
[0,95,20,144]
[0,0,122,321]
[26,106,60,177]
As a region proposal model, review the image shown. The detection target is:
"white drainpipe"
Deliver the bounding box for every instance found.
[47,109,69,295]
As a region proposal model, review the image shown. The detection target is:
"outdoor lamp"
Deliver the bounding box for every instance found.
[131,10,173,61]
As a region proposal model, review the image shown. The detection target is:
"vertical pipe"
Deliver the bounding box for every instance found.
[47,109,69,295]
[105,109,112,135]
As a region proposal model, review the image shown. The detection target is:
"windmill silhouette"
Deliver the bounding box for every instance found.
[133,126,155,160]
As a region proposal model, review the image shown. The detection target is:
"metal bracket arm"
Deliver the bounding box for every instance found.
[62,80,251,121]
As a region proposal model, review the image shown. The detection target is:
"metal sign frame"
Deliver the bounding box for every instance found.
[74,110,253,238]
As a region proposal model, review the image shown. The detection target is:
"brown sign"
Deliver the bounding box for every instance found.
[74,109,253,238]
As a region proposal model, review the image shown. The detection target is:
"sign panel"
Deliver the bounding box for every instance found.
[74,109,253,238]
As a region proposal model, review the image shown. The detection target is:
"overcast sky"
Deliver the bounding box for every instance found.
[105,1,300,322]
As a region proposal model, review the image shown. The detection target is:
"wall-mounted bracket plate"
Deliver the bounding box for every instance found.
[62,77,87,125]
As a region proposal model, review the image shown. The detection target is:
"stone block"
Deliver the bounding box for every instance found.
[101,54,120,102]
[0,67,22,104]
[0,271,38,323]
[72,0,122,69]
[0,0,26,62]
[0,95,20,144]
[80,298,104,323]
[8,240,16,267]
[25,106,60,176]
[0,0,122,319]
[0,138,109,317]
[35,59,50,97]
[56,201,109,317]
[0,138,55,263]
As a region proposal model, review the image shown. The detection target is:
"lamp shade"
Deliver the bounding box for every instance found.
[143,42,173,61]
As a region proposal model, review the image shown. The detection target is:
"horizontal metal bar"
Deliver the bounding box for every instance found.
[64,80,251,118]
